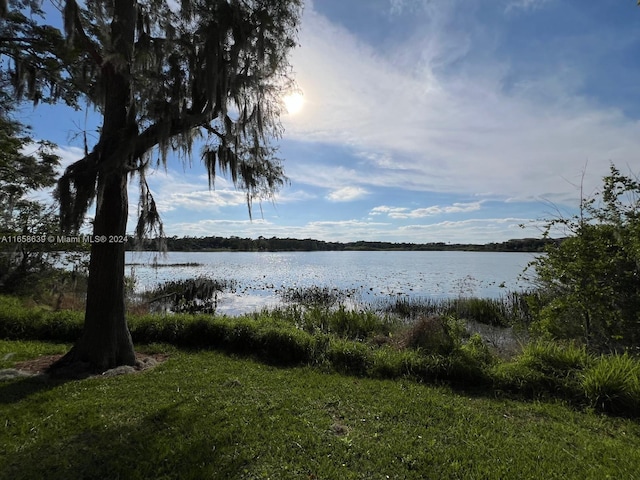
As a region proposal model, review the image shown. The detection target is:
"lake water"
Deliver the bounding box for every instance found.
[125,251,539,316]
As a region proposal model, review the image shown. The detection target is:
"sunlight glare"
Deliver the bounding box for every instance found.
[283,92,305,115]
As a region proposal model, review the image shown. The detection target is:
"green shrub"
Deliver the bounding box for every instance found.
[255,326,316,365]
[461,334,496,367]
[582,354,640,416]
[520,341,591,374]
[491,361,550,397]
[491,341,591,400]
[369,346,416,379]
[327,339,373,376]
[38,310,83,341]
[399,316,464,355]
[447,350,492,385]
[529,166,640,352]
[403,352,452,382]
[0,297,83,341]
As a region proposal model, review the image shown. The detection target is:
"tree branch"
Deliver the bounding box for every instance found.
[64,0,103,66]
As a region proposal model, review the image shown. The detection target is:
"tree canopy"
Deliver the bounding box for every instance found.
[0,0,302,371]
[531,165,640,352]
[2,0,301,232]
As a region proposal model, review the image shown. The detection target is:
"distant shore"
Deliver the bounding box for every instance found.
[126,236,556,253]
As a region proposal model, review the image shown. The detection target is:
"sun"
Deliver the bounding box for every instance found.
[283,91,305,115]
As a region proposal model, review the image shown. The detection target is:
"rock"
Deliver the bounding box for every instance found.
[0,368,34,381]
[101,365,136,377]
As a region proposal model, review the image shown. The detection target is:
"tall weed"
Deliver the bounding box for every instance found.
[582,354,640,416]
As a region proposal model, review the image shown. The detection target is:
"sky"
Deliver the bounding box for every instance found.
[17,0,640,244]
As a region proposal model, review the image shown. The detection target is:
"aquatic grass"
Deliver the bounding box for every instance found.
[374,292,535,327]
[396,315,464,355]
[266,304,399,341]
[278,285,356,308]
[142,277,237,314]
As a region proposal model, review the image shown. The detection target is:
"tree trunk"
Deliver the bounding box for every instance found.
[62,169,136,371]
[50,0,137,373]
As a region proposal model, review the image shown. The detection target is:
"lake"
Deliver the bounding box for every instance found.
[125,251,539,316]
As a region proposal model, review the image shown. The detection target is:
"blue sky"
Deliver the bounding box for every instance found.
[19,0,640,243]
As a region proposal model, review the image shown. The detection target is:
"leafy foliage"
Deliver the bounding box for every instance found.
[0,107,61,292]
[530,165,640,352]
[2,0,302,233]
[2,0,302,369]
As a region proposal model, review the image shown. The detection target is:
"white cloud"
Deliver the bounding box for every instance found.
[169,218,272,237]
[282,1,640,205]
[140,169,246,214]
[164,216,540,245]
[397,217,540,244]
[504,0,553,14]
[371,201,482,218]
[326,186,368,202]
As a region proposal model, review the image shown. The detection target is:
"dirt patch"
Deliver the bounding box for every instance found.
[9,352,168,379]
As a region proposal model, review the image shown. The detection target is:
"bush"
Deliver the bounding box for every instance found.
[0,296,83,341]
[327,339,373,376]
[520,341,591,374]
[491,341,591,400]
[398,316,464,355]
[491,361,550,397]
[530,165,640,352]
[582,354,640,416]
[254,326,317,365]
[461,334,496,367]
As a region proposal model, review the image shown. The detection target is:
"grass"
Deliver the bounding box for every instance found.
[2,295,640,416]
[373,292,535,328]
[1,340,640,479]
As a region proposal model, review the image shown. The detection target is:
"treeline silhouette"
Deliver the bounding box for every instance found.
[127,236,554,252]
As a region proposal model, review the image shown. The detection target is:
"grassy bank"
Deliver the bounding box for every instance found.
[1,295,640,417]
[1,340,640,479]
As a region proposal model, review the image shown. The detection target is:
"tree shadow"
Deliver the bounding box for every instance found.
[0,374,72,405]
[0,402,253,480]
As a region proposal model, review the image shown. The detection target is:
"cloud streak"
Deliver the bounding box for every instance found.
[371,201,483,218]
[283,0,640,203]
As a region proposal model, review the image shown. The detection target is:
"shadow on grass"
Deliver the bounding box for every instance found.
[0,402,253,480]
[0,375,71,405]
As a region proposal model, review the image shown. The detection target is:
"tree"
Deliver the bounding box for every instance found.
[1,0,302,371]
[0,98,61,292]
[531,165,640,352]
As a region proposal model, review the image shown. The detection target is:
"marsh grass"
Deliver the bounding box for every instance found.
[278,285,357,308]
[1,342,640,479]
[142,277,238,314]
[375,291,535,327]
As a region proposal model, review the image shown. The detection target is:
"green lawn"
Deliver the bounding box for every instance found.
[1,340,639,479]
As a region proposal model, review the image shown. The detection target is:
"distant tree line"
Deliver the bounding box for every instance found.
[126,236,555,252]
